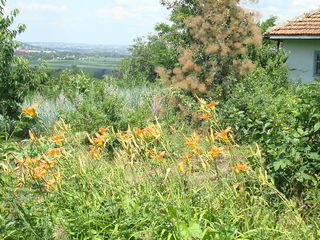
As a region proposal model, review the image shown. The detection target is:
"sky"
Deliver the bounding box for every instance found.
[5,0,320,45]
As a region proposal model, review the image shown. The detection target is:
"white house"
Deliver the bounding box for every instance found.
[265,9,320,83]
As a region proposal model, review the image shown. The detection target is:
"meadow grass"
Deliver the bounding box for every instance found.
[1,99,318,239]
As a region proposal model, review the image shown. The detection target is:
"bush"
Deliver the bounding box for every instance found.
[42,68,93,100]
[220,61,320,196]
[60,79,123,133]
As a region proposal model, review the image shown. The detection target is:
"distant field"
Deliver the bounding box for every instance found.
[30,57,123,78]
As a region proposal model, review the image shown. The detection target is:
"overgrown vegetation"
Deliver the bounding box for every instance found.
[0,6,47,118]
[1,0,319,239]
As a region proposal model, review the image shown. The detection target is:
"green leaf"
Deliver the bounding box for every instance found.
[188,221,202,238]
[308,153,320,160]
[273,159,292,171]
[179,221,202,239]
[314,122,320,132]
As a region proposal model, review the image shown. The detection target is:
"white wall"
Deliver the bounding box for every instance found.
[283,39,320,83]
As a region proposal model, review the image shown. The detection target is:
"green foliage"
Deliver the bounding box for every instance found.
[0,1,319,239]
[58,79,154,133]
[259,16,277,34]
[59,79,121,132]
[258,16,278,46]
[116,36,178,87]
[43,67,93,100]
[1,121,318,239]
[0,2,48,118]
[220,55,320,196]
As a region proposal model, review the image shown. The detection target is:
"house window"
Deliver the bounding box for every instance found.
[314,51,320,76]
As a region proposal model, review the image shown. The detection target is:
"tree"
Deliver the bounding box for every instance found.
[156,0,262,97]
[259,16,277,34]
[116,36,178,86]
[0,0,46,118]
[258,16,277,46]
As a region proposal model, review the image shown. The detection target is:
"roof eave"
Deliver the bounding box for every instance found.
[265,35,320,40]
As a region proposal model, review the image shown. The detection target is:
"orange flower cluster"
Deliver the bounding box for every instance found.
[215,127,232,141]
[231,162,249,174]
[14,148,63,191]
[88,127,111,158]
[194,95,219,122]
[115,125,163,166]
[14,127,70,192]
[185,133,201,148]
[51,134,66,146]
[151,151,166,162]
[134,125,161,140]
[48,148,61,157]
[22,103,39,117]
[177,133,203,171]
[210,146,223,158]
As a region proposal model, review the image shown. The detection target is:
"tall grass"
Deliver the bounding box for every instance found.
[1,100,318,239]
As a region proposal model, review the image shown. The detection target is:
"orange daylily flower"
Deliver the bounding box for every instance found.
[231,162,249,173]
[22,103,39,117]
[181,154,193,164]
[177,162,184,171]
[43,161,54,169]
[98,127,110,134]
[134,128,145,137]
[152,151,166,161]
[185,133,201,148]
[210,146,223,157]
[92,133,108,146]
[93,137,104,146]
[215,127,232,141]
[198,112,211,121]
[89,146,100,157]
[51,134,65,145]
[206,101,219,109]
[33,166,46,178]
[144,125,161,139]
[48,148,61,157]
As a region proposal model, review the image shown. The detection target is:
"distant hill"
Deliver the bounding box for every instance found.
[25,42,130,55]
[17,42,50,51]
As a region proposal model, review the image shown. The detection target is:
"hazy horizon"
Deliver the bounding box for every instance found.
[5,0,320,45]
[24,41,129,47]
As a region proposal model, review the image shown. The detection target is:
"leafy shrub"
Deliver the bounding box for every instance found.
[60,80,123,133]
[220,62,320,196]
[43,68,93,100]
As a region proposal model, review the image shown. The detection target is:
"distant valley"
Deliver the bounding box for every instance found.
[15,42,130,78]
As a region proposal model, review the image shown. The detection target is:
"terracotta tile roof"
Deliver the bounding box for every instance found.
[265,9,320,37]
